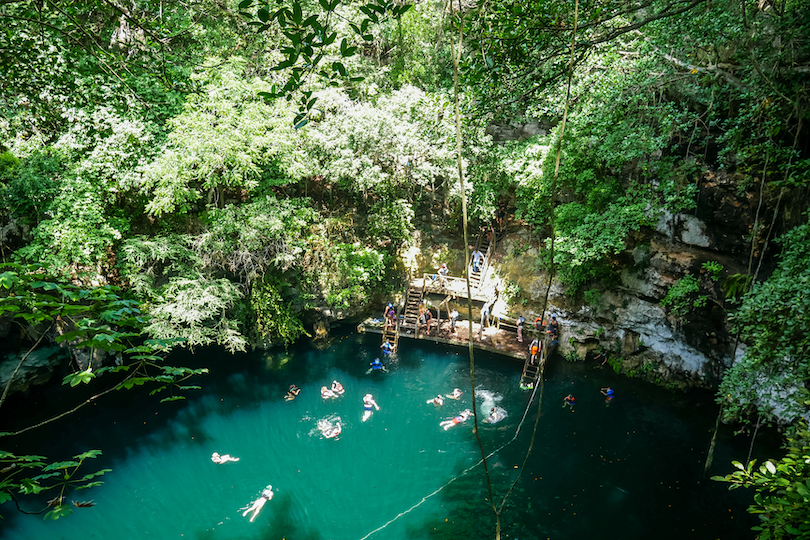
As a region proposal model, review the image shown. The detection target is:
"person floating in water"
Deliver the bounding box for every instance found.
[317,418,342,439]
[440,409,471,430]
[362,393,380,422]
[367,358,387,374]
[321,385,337,399]
[427,394,444,406]
[381,341,396,355]
[242,485,273,523]
[284,384,300,401]
[446,388,463,399]
[331,380,344,394]
[563,394,576,410]
[211,452,240,464]
[601,387,615,403]
[486,406,507,423]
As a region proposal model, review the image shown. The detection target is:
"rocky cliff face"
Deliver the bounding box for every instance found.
[474,170,791,391]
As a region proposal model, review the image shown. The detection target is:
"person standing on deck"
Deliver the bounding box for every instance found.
[437,263,449,288]
[450,308,459,333]
[517,315,525,343]
[471,248,483,273]
[547,315,559,340]
[529,338,541,364]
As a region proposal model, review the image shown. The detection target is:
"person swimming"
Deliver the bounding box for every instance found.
[486,406,507,424]
[362,393,380,422]
[331,380,344,394]
[242,485,273,523]
[317,418,342,439]
[427,394,444,406]
[563,394,576,409]
[367,358,387,374]
[211,452,240,464]
[601,387,614,403]
[284,384,300,401]
[440,409,471,430]
[446,388,463,399]
[321,385,337,399]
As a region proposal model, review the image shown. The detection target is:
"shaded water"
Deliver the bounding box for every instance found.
[2,331,764,539]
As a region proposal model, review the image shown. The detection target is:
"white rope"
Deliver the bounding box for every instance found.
[357,383,540,540]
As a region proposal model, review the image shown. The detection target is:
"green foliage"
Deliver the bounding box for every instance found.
[145,277,246,354]
[0,149,61,228]
[703,260,724,281]
[141,59,312,217]
[197,195,319,282]
[366,198,415,250]
[719,220,810,424]
[239,0,412,123]
[712,422,810,540]
[250,277,307,346]
[320,243,385,310]
[0,449,110,520]
[660,274,701,319]
[554,195,653,293]
[305,86,457,204]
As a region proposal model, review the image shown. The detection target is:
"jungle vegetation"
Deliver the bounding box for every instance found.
[1,0,809,535]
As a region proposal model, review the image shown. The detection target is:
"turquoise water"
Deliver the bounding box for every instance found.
[2,331,762,539]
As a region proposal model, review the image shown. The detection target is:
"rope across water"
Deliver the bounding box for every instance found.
[357,382,541,540]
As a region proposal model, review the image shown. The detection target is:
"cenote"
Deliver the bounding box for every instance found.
[2,330,769,540]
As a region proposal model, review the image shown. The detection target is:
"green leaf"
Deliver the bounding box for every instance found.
[74,450,102,460]
[43,504,73,520]
[0,271,19,289]
[42,460,80,472]
[160,396,186,403]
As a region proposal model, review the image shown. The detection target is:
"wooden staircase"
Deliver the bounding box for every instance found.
[519,336,553,389]
[400,283,424,335]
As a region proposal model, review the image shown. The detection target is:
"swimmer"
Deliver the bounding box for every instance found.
[445,388,463,399]
[321,385,337,399]
[323,422,341,439]
[440,409,471,430]
[486,406,507,424]
[601,387,614,403]
[563,394,576,410]
[284,384,300,401]
[317,418,342,439]
[427,394,444,406]
[211,452,240,464]
[381,341,396,354]
[367,358,387,374]
[362,393,380,422]
[331,380,344,394]
[242,485,273,523]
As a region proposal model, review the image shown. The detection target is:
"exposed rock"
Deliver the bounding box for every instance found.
[0,346,65,395]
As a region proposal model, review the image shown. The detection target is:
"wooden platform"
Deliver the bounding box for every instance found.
[358,316,544,362]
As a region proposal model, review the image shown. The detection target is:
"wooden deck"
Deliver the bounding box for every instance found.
[358,315,543,362]
[360,227,552,388]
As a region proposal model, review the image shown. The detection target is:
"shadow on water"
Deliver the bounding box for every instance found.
[407,358,771,540]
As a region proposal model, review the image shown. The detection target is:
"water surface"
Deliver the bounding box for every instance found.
[2,331,763,539]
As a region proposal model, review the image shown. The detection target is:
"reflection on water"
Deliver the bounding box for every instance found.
[2,331,764,539]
